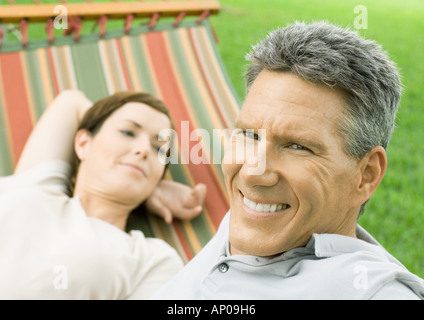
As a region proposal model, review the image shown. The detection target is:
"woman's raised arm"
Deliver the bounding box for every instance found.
[14,90,92,174]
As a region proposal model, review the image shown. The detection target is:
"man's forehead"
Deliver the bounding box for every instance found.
[235,107,327,135]
[238,74,347,132]
[245,70,347,109]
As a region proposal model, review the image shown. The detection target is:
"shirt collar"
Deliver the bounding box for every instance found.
[220,210,397,265]
[306,225,397,263]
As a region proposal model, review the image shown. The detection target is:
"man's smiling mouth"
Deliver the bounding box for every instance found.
[241,192,291,213]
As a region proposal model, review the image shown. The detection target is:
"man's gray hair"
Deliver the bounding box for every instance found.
[245,21,402,159]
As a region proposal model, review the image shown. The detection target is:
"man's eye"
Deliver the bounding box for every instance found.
[243,130,260,141]
[288,143,309,151]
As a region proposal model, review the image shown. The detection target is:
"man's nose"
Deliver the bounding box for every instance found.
[240,163,279,187]
[239,145,279,187]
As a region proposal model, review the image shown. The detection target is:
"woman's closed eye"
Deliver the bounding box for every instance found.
[120,130,135,137]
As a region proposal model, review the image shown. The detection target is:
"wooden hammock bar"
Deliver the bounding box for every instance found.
[0,0,220,23]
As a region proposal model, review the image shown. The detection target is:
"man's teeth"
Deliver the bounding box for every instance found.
[243,196,289,212]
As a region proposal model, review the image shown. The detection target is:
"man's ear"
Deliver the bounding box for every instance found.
[74,129,92,161]
[357,146,387,202]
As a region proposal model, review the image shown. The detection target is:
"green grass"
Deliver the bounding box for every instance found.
[4,0,424,278]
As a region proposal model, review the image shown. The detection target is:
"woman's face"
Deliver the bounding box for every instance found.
[74,102,171,206]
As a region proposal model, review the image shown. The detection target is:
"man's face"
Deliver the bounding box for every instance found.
[222,70,365,257]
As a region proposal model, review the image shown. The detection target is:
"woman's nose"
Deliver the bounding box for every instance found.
[134,134,150,159]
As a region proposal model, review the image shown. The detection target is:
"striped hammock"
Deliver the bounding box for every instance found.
[0,20,240,263]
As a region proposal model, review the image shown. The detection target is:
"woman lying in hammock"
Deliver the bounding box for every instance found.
[0,90,206,299]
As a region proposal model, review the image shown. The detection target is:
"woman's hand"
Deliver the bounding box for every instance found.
[146,180,207,224]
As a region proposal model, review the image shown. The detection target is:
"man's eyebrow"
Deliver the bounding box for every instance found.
[286,133,323,147]
[234,118,253,129]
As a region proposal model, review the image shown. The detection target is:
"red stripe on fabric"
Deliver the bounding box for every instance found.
[188,28,231,129]
[145,32,228,229]
[174,222,194,260]
[114,39,133,91]
[0,52,34,165]
[46,48,60,95]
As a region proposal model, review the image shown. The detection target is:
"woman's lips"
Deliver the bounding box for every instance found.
[120,163,146,177]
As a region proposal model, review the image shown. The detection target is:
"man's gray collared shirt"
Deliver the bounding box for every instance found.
[153,212,424,300]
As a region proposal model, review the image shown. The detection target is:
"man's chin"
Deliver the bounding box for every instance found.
[228,229,284,257]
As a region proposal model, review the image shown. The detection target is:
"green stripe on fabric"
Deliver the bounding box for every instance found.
[190,25,240,135]
[167,29,216,131]
[168,163,191,187]
[202,21,242,108]
[188,213,215,246]
[176,221,196,257]
[101,39,128,92]
[69,42,109,101]
[166,28,226,181]
[24,51,48,119]
[169,163,214,247]
[126,35,157,95]
[0,96,13,176]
